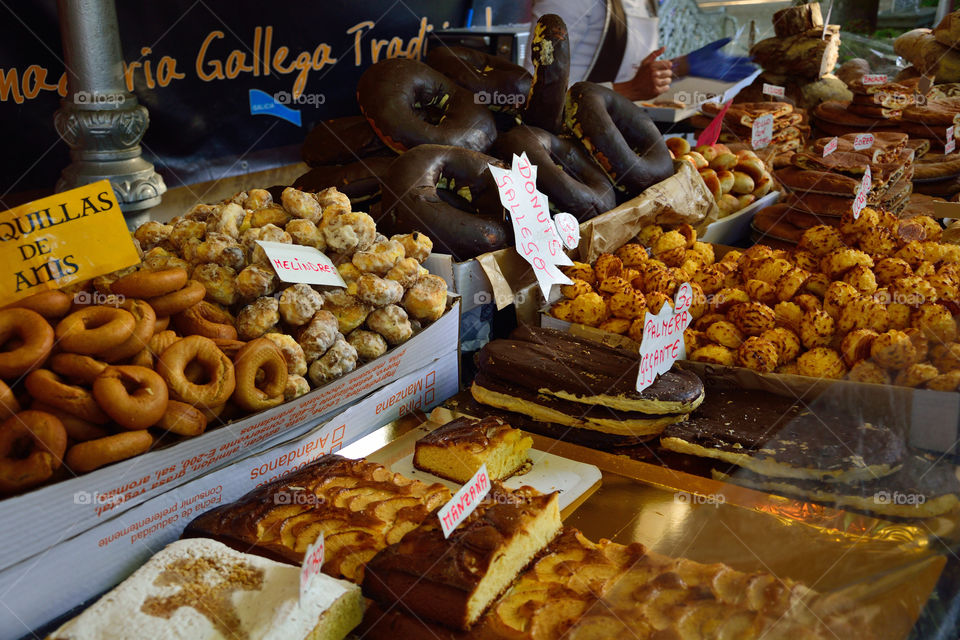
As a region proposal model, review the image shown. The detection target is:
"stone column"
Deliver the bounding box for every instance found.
[53,0,165,224]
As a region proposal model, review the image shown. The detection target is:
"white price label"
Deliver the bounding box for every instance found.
[751,114,773,150]
[762,83,785,98]
[437,464,490,538]
[300,533,324,605]
[636,283,694,392]
[853,133,874,151]
[947,126,956,155]
[489,153,573,299]
[823,137,838,157]
[256,241,346,287]
[552,212,580,250]
[862,74,888,86]
[852,165,872,219]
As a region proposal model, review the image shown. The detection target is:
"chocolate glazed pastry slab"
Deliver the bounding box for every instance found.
[479,326,705,414]
[471,373,687,436]
[714,451,960,519]
[660,385,907,484]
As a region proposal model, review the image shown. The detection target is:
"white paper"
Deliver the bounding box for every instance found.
[762,83,785,98]
[489,153,573,299]
[852,165,872,219]
[299,533,324,605]
[553,212,581,250]
[853,133,874,151]
[947,126,956,155]
[751,114,773,150]
[437,464,490,538]
[256,240,346,287]
[636,283,694,392]
[862,74,888,85]
[823,137,838,157]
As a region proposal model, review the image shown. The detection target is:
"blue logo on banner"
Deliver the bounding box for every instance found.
[248,89,302,127]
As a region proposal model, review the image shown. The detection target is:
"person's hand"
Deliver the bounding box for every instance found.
[614,47,673,101]
[683,38,756,81]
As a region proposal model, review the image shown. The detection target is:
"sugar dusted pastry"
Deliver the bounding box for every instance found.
[357,274,403,307]
[308,337,358,385]
[249,205,291,229]
[401,274,447,322]
[284,374,310,400]
[323,212,376,254]
[324,290,372,334]
[236,296,280,340]
[196,232,245,270]
[206,202,245,239]
[169,218,206,251]
[244,188,272,210]
[297,310,340,361]
[353,239,405,274]
[142,247,191,273]
[385,257,421,289]
[193,263,239,306]
[236,264,277,301]
[263,332,308,377]
[281,187,323,224]
[251,224,292,267]
[348,329,388,361]
[48,538,364,640]
[134,221,172,251]
[278,283,324,326]
[284,218,324,250]
[367,305,413,345]
[314,186,351,211]
[392,232,432,263]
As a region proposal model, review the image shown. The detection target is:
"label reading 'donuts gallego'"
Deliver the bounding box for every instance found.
[0,180,139,307]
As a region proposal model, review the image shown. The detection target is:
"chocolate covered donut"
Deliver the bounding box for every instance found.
[301,115,392,167]
[424,46,531,114]
[522,14,570,133]
[357,58,497,153]
[565,81,673,195]
[492,125,615,221]
[378,144,510,260]
[293,156,394,205]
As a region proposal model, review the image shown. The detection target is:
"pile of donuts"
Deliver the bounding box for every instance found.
[295,13,674,261]
[0,185,446,496]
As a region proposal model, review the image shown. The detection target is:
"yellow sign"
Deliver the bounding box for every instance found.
[0,180,140,306]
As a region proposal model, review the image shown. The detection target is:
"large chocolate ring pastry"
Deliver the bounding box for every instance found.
[424,46,531,115]
[301,115,392,166]
[378,144,510,260]
[522,14,570,133]
[492,125,615,221]
[357,57,497,153]
[293,156,395,205]
[565,82,673,195]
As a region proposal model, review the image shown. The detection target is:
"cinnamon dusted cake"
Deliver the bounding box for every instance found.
[49,538,364,640]
[183,455,450,583]
[362,484,562,630]
[414,416,533,483]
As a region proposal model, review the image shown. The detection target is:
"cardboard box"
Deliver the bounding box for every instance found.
[0,298,460,573]
[0,351,460,640]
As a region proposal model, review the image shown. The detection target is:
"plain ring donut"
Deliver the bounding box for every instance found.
[157,335,236,408]
[99,299,157,363]
[55,306,136,356]
[493,125,616,221]
[158,400,208,437]
[49,353,108,386]
[146,280,206,317]
[174,301,238,341]
[0,410,67,493]
[93,365,169,430]
[25,369,110,424]
[231,338,288,412]
[65,430,154,473]
[0,307,55,378]
[378,144,511,260]
[111,267,188,299]
[565,81,674,195]
[4,290,72,319]
[357,57,497,153]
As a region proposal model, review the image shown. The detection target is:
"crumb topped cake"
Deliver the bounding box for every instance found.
[414,416,533,483]
[48,538,364,640]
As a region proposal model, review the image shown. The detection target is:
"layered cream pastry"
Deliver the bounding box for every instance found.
[414,416,533,483]
[49,538,364,640]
